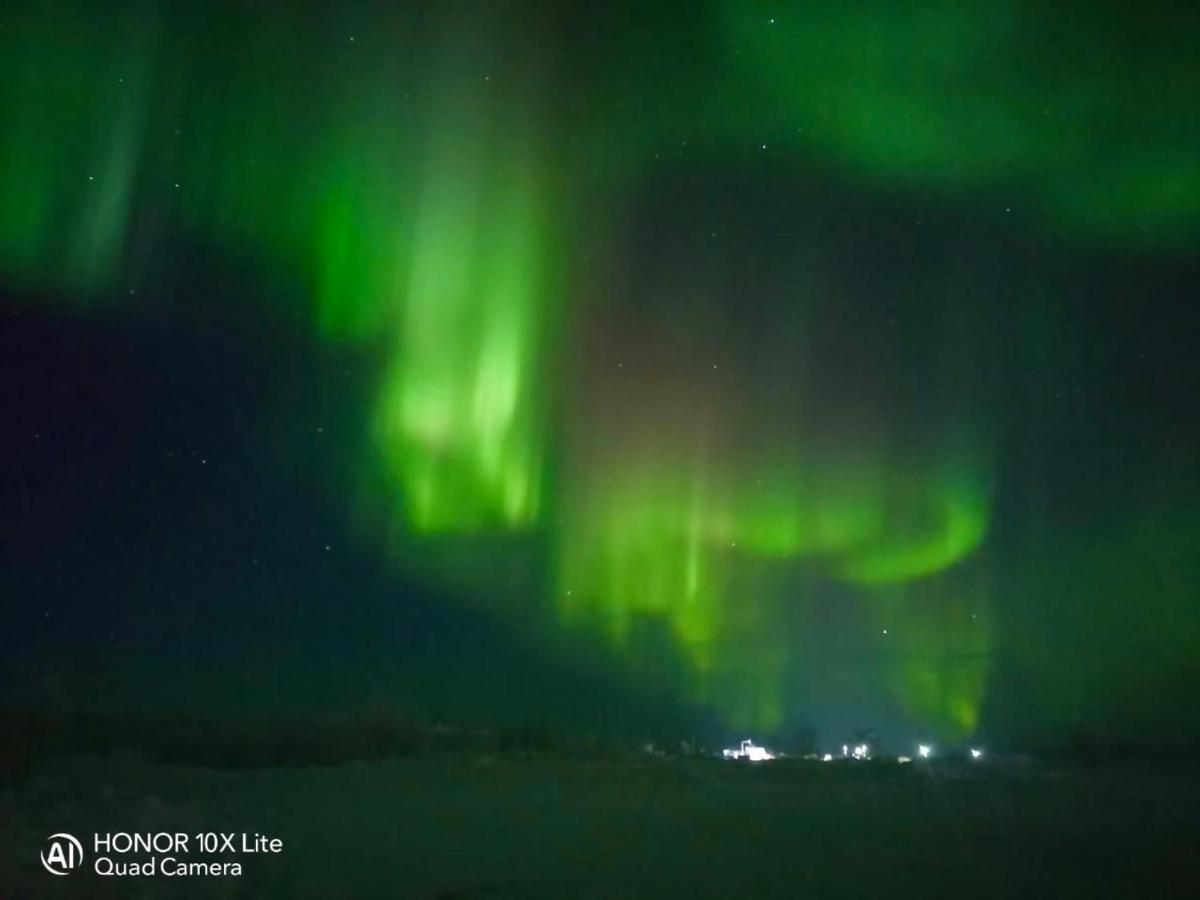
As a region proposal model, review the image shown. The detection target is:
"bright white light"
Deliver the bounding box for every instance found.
[722,739,775,763]
[897,756,912,764]
[970,748,984,760]
[917,744,932,759]
[842,744,849,757]
[822,753,833,762]
[851,743,869,760]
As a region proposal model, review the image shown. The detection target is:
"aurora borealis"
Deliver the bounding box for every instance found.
[3,0,1199,750]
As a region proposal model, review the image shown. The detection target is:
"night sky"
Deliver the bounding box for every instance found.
[2,0,1198,751]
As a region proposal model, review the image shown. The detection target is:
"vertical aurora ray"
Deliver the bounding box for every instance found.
[865,571,994,740]
[363,46,559,535]
[371,173,550,532]
[556,445,790,730]
[0,5,152,293]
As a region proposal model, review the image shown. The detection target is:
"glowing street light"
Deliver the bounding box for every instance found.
[970,748,984,760]
[917,744,932,759]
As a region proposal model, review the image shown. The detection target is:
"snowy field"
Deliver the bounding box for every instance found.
[3,753,1197,898]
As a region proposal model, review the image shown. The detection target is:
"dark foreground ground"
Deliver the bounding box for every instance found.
[2,753,1197,898]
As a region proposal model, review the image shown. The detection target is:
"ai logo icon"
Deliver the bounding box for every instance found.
[41,833,84,875]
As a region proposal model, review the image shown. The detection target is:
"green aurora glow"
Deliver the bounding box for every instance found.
[3,0,1197,742]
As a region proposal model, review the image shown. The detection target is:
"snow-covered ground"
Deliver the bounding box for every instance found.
[3,753,1197,898]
